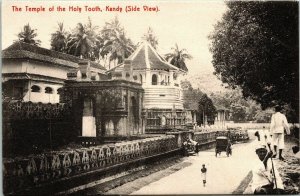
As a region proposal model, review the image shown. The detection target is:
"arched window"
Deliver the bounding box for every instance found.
[152,74,158,85]
[45,87,53,94]
[57,88,62,95]
[31,85,41,92]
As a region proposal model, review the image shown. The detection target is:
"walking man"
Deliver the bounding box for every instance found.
[270,105,290,160]
[201,164,207,187]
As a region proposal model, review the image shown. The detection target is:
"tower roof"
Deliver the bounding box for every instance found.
[126,42,187,72]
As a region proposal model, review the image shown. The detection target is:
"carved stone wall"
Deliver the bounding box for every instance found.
[3,135,178,194]
[62,80,144,138]
[2,101,74,157]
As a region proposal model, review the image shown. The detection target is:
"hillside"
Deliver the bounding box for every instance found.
[182,72,228,94]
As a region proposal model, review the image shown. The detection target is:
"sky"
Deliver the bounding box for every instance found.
[2,0,227,76]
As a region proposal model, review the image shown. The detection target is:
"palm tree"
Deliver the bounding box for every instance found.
[50,22,67,52]
[142,27,158,49]
[17,23,41,46]
[165,44,192,71]
[100,16,135,69]
[101,16,124,39]
[65,17,100,60]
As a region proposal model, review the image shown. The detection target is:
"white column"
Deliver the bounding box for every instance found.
[82,98,96,137]
[145,70,151,87]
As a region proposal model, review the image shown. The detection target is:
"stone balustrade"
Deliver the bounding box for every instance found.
[3,135,177,194]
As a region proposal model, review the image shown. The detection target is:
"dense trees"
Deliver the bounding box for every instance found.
[209,1,299,122]
[210,90,273,123]
[17,23,41,46]
[182,80,216,125]
[100,17,135,69]
[198,94,216,125]
[65,20,100,60]
[18,18,192,73]
[48,17,135,68]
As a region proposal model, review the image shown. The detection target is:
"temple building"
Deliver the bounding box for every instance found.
[2,41,195,144]
[108,42,196,132]
[2,42,106,103]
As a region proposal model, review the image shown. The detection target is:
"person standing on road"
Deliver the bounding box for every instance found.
[201,164,207,187]
[270,105,290,161]
[255,126,272,149]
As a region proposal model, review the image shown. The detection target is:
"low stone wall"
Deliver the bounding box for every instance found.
[193,131,216,149]
[3,135,177,195]
[3,132,218,194]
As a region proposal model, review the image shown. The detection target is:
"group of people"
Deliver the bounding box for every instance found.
[192,105,293,193]
[252,105,291,194]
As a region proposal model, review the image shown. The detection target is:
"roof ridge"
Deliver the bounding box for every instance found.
[3,41,106,70]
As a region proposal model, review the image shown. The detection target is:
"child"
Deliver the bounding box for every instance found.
[201,164,207,187]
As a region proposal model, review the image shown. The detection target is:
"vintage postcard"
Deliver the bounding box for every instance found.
[1,0,299,195]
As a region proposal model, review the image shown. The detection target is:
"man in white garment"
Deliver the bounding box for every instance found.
[251,145,284,194]
[270,105,290,160]
[254,126,272,149]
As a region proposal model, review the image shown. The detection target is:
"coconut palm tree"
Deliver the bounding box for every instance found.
[65,17,100,60]
[142,27,158,49]
[17,23,41,46]
[50,22,67,52]
[165,44,192,71]
[100,16,135,69]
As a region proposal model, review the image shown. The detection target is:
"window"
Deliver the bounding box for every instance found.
[152,74,158,85]
[57,88,62,95]
[31,85,41,92]
[45,87,53,94]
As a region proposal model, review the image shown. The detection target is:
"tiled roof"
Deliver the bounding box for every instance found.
[2,41,106,70]
[130,47,147,69]
[127,42,186,72]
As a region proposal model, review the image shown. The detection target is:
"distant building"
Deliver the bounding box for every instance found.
[214,105,231,128]
[2,42,106,103]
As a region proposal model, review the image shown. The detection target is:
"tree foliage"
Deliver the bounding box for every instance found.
[198,94,216,125]
[50,22,67,52]
[100,16,135,68]
[17,23,41,46]
[49,17,135,66]
[209,1,299,121]
[210,89,273,123]
[65,18,100,60]
[182,80,204,110]
[165,44,192,72]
